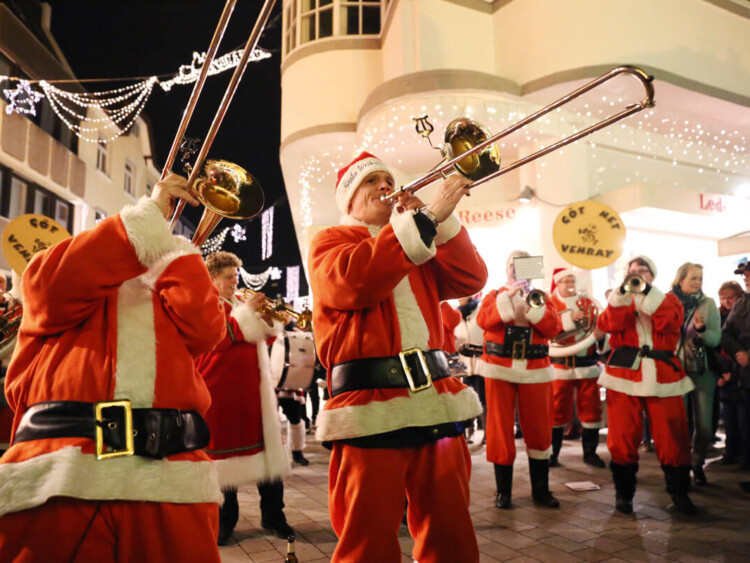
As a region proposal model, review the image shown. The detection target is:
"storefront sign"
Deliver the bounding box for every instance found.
[456,205,516,226]
[699,193,729,213]
[552,201,625,269]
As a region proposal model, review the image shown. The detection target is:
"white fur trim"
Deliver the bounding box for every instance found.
[608,289,632,308]
[393,277,430,350]
[560,309,577,333]
[391,210,436,266]
[639,286,665,316]
[315,386,481,442]
[552,366,600,380]
[525,303,546,325]
[289,421,306,451]
[115,279,157,407]
[119,197,178,269]
[496,291,515,323]
[598,369,695,398]
[0,446,221,516]
[478,360,553,383]
[336,157,391,215]
[230,302,284,343]
[339,215,370,227]
[581,421,602,429]
[138,237,201,290]
[527,447,552,460]
[434,214,462,246]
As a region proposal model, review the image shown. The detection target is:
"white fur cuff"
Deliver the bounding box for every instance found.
[231,302,284,343]
[525,303,546,325]
[120,196,178,269]
[496,291,515,323]
[640,286,666,316]
[138,237,201,290]
[391,211,436,266]
[608,289,632,308]
[434,214,462,246]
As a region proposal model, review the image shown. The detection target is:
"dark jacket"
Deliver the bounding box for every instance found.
[721,294,750,387]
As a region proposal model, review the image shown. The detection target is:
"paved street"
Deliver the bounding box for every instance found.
[219,431,750,562]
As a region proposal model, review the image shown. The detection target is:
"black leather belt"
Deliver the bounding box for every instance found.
[607,346,680,373]
[485,340,549,361]
[330,349,450,397]
[14,400,210,460]
[551,355,600,368]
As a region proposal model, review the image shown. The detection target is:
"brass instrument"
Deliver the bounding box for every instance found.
[550,291,600,357]
[163,0,276,246]
[520,281,546,309]
[623,273,646,294]
[0,293,22,359]
[238,289,313,332]
[383,66,654,203]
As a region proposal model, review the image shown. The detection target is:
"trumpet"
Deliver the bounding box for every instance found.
[237,289,313,332]
[519,282,546,309]
[622,274,646,294]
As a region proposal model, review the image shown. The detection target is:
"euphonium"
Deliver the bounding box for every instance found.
[237,289,312,331]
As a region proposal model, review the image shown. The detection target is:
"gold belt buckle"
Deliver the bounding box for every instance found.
[511,341,526,360]
[399,348,433,392]
[94,399,135,460]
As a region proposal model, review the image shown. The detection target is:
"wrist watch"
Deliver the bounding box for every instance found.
[420,208,439,228]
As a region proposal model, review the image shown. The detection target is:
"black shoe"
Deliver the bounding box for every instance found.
[292,451,310,466]
[615,494,633,514]
[217,527,233,546]
[261,518,295,540]
[670,494,697,515]
[549,456,561,468]
[494,492,511,509]
[533,490,560,508]
[720,455,737,465]
[692,465,708,487]
[584,453,606,468]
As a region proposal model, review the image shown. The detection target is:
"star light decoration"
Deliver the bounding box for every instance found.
[3,79,44,116]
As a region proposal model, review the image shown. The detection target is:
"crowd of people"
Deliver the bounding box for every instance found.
[0,153,749,562]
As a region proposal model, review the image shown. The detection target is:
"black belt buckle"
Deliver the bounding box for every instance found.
[94,400,134,461]
[511,341,526,360]
[399,348,433,392]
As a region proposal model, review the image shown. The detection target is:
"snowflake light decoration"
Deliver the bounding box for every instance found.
[269,267,283,281]
[231,224,246,243]
[4,80,44,116]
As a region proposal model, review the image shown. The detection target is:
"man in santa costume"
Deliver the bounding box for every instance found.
[0,175,227,561]
[597,255,697,514]
[547,267,606,468]
[309,152,486,563]
[196,251,292,545]
[477,250,562,510]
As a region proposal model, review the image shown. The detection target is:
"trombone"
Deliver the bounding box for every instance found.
[382,66,654,203]
[163,0,276,246]
[237,288,313,332]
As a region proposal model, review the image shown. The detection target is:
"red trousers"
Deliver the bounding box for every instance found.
[552,378,602,428]
[329,437,479,563]
[485,378,552,464]
[606,389,691,466]
[0,498,220,563]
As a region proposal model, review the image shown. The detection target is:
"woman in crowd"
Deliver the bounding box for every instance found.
[670,262,721,486]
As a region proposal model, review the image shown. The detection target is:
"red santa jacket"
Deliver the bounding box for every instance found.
[0,197,227,517]
[549,292,602,380]
[477,286,561,383]
[309,213,487,441]
[195,300,289,488]
[597,287,694,397]
[440,302,462,354]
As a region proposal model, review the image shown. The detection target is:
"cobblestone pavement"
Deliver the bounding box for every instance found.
[219,431,750,562]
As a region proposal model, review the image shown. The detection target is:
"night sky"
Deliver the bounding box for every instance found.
[45,0,308,296]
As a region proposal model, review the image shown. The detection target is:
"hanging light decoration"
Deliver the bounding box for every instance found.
[201,226,230,256]
[285,266,300,303]
[261,206,274,260]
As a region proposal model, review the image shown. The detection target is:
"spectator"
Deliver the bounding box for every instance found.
[716,281,744,464]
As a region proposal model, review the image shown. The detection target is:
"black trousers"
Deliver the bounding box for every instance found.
[219,479,286,534]
[278,397,303,425]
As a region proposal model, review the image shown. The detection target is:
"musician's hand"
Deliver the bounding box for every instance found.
[396,192,426,214]
[248,292,274,327]
[507,280,526,298]
[736,350,749,367]
[571,310,585,322]
[151,173,200,219]
[426,175,472,223]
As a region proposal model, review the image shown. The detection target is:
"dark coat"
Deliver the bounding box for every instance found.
[721,294,750,388]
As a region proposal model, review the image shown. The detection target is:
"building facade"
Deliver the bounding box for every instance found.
[279,0,750,300]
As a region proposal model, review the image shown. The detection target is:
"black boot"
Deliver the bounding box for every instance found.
[258,479,296,539]
[582,428,606,468]
[550,426,564,468]
[218,488,239,546]
[663,465,698,515]
[292,450,310,466]
[529,458,560,508]
[692,463,708,486]
[493,464,513,509]
[610,461,637,514]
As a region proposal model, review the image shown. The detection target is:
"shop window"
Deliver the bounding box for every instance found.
[96,135,108,174]
[33,188,50,215]
[94,208,107,225]
[124,161,135,197]
[7,176,27,219]
[54,200,72,231]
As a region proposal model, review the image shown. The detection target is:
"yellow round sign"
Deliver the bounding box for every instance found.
[2,214,71,275]
[552,201,626,269]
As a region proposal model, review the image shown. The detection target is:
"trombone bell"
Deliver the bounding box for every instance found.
[444,118,501,181]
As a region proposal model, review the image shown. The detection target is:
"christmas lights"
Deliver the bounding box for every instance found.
[201,226,230,256]
[285,265,300,302]
[3,79,44,116]
[159,47,271,92]
[261,206,274,260]
[231,223,247,243]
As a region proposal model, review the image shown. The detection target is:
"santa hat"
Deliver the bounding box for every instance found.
[628,255,657,279]
[335,152,392,215]
[551,267,575,295]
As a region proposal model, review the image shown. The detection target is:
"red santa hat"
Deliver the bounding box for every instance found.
[335,152,392,215]
[551,267,575,295]
[628,254,657,279]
